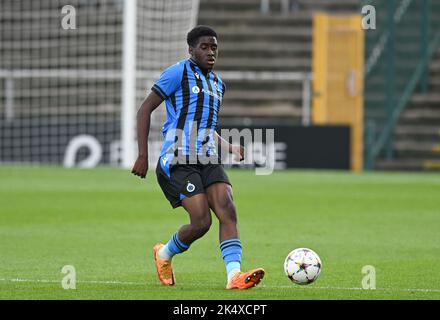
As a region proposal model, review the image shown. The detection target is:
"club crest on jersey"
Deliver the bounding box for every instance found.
[186,182,195,193]
[192,86,200,94]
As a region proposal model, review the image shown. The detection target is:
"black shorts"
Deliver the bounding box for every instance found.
[156,160,232,209]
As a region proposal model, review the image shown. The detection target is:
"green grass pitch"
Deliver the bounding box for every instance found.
[0,166,439,300]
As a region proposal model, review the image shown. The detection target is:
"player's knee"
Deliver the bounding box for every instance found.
[222,213,237,226]
[218,200,237,225]
[191,215,212,236]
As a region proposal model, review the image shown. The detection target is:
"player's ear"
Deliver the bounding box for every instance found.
[188,46,193,56]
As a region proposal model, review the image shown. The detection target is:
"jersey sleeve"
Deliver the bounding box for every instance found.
[217,77,226,100]
[151,62,183,100]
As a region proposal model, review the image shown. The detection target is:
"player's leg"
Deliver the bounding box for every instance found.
[206,182,238,241]
[206,180,265,289]
[154,193,211,285]
[206,182,240,276]
[154,163,211,285]
[177,193,213,244]
[157,193,211,255]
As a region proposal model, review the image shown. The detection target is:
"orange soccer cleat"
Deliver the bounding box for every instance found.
[226,268,265,290]
[153,243,175,286]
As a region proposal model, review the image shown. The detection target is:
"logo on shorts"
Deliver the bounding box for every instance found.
[192,86,200,94]
[186,182,195,193]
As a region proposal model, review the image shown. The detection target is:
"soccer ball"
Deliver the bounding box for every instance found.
[284,248,322,285]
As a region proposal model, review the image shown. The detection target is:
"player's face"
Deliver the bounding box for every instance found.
[190,36,218,71]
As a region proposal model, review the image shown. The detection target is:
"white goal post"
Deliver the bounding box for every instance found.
[0,0,313,168]
[0,0,200,168]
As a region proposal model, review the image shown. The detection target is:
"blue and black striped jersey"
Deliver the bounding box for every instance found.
[151,58,226,176]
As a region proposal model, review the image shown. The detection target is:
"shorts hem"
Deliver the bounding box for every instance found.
[170,189,206,209]
[204,180,232,189]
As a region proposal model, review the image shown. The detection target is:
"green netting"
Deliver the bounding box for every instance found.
[362,0,440,169]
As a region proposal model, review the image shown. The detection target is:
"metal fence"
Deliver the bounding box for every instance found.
[363,0,440,169]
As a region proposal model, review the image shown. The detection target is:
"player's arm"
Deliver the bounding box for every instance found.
[215,131,245,162]
[131,91,163,178]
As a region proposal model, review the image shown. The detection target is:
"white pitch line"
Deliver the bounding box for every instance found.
[1,278,440,294]
[260,284,440,293]
[0,278,144,286]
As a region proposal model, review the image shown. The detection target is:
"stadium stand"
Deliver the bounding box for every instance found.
[376,47,440,171]
[363,0,440,171]
[198,0,359,125]
[200,0,440,171]
[1,0,438,171]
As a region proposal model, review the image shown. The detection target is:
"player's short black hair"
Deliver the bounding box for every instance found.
[187,25,218,47]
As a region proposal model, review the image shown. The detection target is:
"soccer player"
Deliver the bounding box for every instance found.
[131,26,265,289]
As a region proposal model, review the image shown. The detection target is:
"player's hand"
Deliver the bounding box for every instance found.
[131,156,148,178]
[231,145,245,162]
